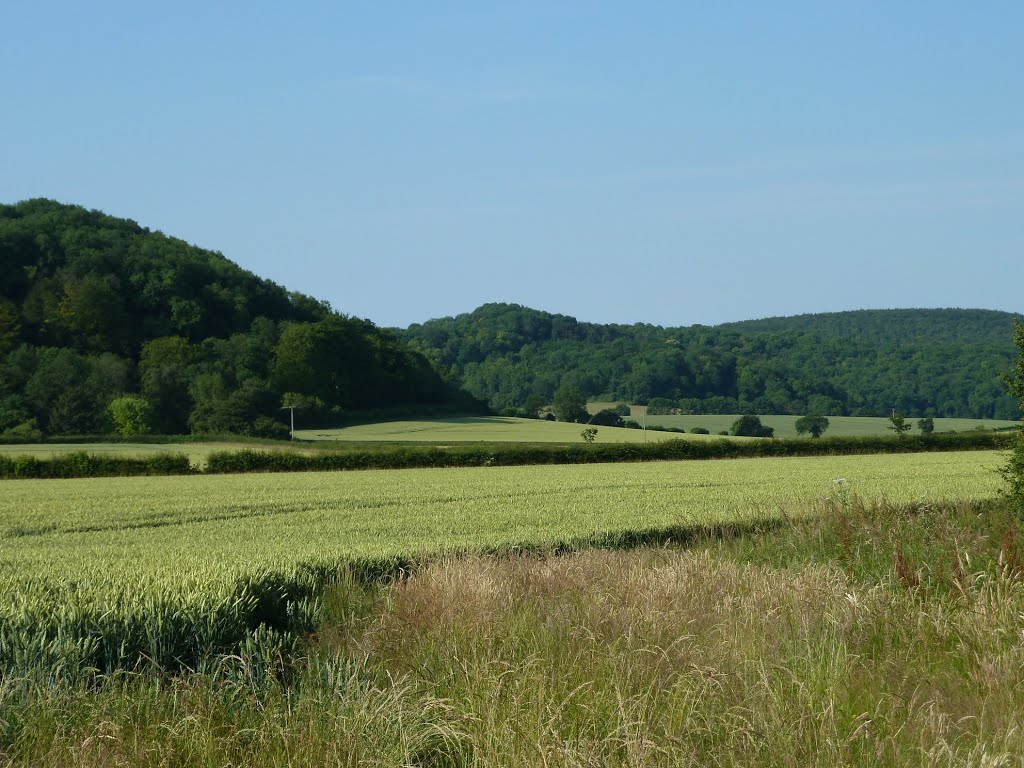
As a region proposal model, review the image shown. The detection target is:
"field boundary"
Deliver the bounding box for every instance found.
[0,431,1013,479]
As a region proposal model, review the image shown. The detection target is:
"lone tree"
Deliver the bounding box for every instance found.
[795,414,830,438]
[1002,319,1024,504]
[917,417,935,434]
[888,412,913,437]
[580,427,598,443]
[552,384,589,423]
[731,415,774,438]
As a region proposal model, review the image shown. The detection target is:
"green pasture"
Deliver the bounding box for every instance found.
[295,415,729,443]
[586,405,1018,437]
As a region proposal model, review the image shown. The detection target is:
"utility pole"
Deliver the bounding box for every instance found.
[281,405,299,440]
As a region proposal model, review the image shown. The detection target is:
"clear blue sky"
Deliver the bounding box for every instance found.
[3,2,1022,328]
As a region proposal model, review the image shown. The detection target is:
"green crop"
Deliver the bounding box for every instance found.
[0,451,1004,679]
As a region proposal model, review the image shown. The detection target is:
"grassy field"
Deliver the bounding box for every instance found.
[295,415,731,443]
[614,410,1018,437]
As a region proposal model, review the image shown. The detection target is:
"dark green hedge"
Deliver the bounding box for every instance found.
[205,431,1013,475]
[0,432,1012,480]
[0,452,194,479]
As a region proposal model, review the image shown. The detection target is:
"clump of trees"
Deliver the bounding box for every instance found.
[731,415,774,438]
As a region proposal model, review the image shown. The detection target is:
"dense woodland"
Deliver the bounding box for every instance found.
[0,200,470,438]
[401,304,1022,419]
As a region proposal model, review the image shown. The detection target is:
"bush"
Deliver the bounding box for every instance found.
[689,427,710,435]
[250,416,291,440]
[0,451,194,479]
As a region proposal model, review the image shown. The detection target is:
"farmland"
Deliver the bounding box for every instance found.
[1,449,1021,765]
[0,450,1004,679]
[294,415,719,443]
[588,403,1019,437]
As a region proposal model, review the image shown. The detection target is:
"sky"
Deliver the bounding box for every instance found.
[3,2,1022,329]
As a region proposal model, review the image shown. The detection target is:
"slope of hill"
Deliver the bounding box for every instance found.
[401,303,1021,419]
[0,199,472,438]
[719,308,1017,346]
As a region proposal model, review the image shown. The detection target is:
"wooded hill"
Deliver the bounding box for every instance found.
[0,199,473,438]
[400,304,1022,419]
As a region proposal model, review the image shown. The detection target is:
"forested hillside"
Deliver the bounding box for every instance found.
[401,304,1021,419]
[0,199,470,438]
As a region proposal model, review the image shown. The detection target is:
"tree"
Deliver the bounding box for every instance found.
[523,394,546,418]
[580,427,598,443]
[731,415,774,437]
[140,336,198,433]
[551,384,588,423]
[108,395,154,436]
[1002,320,1024,504]
[795,414,830,438]
[589,408,624,427]
[888,413,912,437]
[917,417,935,434]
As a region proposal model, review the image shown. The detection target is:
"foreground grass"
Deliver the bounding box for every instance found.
[4,495,1023,766]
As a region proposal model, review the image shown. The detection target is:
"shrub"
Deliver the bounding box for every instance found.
[1,419,44,440]
[690,427,710,435]
[731,415,774,437]
[589,409,624,428]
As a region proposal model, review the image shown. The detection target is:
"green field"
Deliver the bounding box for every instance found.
[295,415,730,443]
[599,408,1018,437]
[0,451,1003,678]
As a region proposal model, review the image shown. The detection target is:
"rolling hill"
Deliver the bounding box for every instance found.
[400,303,1022,419]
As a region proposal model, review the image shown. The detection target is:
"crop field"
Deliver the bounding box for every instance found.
[0,450,1004,679]
[295,415,734,443]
